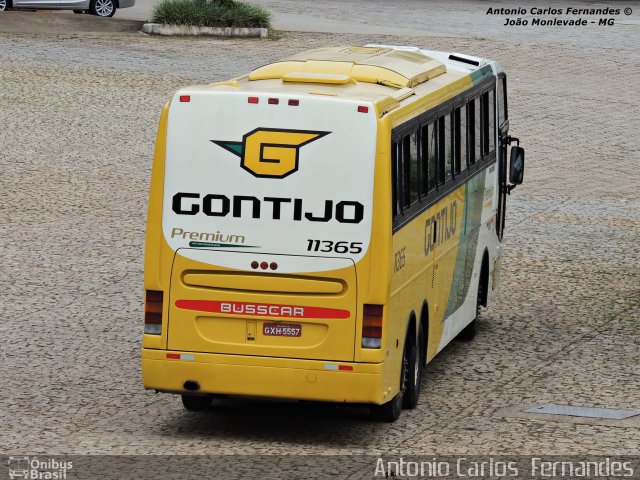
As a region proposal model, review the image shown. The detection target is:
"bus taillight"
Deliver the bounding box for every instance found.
[144,290,163,335]
[362,304,383,348]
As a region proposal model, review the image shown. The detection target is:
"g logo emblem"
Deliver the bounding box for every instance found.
[212,128,329,178]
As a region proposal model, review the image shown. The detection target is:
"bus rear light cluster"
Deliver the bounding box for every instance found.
[144,290,163,335]
[357,106,369,113]
[250,261,278,271]
[179,95,190,103]
[362,304,383,348]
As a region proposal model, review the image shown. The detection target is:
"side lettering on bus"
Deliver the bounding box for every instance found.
[172,192,364,224]
[424,200,458,255]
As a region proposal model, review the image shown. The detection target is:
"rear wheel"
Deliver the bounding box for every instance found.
[370,389,403,422]
[371,328,417,422]
[402,325,423,409]
[0,0,9,12]
[181,394,212,411]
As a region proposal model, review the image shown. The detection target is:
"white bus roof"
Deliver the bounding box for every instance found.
[187,46,497,116]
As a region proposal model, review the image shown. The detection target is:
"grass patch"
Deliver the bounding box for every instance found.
[152,0,271,29]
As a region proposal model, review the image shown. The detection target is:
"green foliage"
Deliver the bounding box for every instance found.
[152,0,271,28]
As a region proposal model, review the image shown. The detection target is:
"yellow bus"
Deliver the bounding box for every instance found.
[141,45,525,421]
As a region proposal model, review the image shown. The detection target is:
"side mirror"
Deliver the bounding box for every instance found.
[509,146,525,185]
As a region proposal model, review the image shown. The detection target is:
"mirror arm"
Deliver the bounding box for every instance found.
[506,184,517,195]
[507,135,520,146]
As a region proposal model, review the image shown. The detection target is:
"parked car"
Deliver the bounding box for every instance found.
[0,0,135,17]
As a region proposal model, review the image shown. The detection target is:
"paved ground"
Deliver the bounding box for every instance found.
[1,0,639,473]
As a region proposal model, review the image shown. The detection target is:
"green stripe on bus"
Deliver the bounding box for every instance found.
[444,170,486,317]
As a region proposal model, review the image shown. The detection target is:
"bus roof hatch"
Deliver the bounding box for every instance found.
[249,46,446,88]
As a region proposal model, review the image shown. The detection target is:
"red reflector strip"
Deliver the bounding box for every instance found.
[288,99,299,106]
[268,98,279,105]
[324,364,353,371]
[357,105,369,113]
[248,97,259,104]
[176,300,350,319]
[179,95,190,103]
[166,353,180,359]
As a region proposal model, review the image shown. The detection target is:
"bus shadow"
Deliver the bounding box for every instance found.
[159,397,392,447]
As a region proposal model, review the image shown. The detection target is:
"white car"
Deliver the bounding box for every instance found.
[0,0,135,17]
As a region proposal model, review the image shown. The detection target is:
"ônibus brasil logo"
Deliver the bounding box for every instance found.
[211,128,330,179]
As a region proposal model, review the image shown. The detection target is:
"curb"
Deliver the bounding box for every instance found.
[141,23,268,38]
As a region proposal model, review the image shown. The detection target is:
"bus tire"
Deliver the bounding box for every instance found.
[402,324,423,409]
[181,394,212,411]
[370,390,403,422]
[457,276,484,342]
[371,335,414,422]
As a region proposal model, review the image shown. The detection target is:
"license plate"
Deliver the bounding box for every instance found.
[262,323,301,337]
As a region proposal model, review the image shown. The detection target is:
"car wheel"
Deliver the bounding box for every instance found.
[89,0,115,17]
[181,394,212,411]
[0,0,9,12]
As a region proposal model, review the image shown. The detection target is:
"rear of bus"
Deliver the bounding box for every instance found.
[141,85,388,406]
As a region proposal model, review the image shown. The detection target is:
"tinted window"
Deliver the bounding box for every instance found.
[474,97,482,161]
[391,141,399,217]
[497,76,507,127]
[468,100,476,164]
[488,88,495,152]
[481,91,490,157]
[439,115,452,183]
[409,132,419,204]
[453,106,466,175]
[420,125,428,196]
[427,121,438,192]
[460,104,467,169]
[401,136,411,208]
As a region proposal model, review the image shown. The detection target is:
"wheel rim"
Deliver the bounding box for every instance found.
[0,0,7,11]
[95,0,113,16]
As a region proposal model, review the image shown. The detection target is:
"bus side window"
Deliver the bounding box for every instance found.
[468,100,475,165]
[402,136,411,209]
[439,114,452,183]
[460,104,467,169]
[453,106,466,174]
[498,76,507,127]
[391,140,399,218]
[409,131,419,204]
[420,125,428,197]
[488,88,495,153]
[474,96,482,162]
[480,92,491,156]
[427,121,438,192]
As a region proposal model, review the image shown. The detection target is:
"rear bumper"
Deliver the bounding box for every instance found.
[142,349,385,404]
